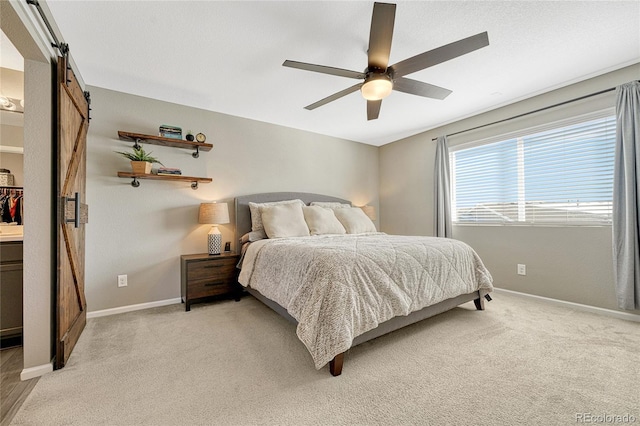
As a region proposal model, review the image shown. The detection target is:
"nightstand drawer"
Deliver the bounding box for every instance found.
[187,259,236,281]
[188,279,235,299]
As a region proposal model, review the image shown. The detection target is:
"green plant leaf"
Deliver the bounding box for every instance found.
[114,145,164,165]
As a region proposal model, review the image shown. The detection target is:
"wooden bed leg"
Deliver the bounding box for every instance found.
[329,353,344,376]
[474,297,485,311]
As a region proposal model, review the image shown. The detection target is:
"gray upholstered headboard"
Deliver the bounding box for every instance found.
[234,192,351,245]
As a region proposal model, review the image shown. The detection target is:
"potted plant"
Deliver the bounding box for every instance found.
[115,146,164,174]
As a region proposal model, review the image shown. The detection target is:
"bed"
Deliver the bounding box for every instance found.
[234,192,493,376]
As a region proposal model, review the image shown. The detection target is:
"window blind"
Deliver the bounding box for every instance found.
[450,114,616,225]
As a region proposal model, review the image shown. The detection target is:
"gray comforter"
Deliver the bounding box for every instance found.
[238,233,493,369]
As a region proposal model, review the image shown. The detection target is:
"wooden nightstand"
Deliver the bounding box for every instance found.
[180,252,241,311]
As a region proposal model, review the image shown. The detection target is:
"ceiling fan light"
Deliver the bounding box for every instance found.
[361,75,393,101]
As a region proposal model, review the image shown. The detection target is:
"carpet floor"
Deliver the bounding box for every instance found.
[10,292,640,425]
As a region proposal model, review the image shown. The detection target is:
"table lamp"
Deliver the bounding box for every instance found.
[199,202,230,255]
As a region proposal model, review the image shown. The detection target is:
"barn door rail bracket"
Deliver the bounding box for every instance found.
[26,0,66,56]
[27,0,79,87]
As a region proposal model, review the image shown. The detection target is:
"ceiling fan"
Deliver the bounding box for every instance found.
[283,2,489,120]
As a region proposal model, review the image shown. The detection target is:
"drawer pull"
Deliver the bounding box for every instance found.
[203,265,223,269]
[204,281,226,286]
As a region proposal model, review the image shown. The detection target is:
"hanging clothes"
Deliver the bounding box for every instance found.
[0,187,24,224]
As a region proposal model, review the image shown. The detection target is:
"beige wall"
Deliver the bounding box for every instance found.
[22,58,54,370]
[85,86,379,312]
[0,124,24,186]
[380,64,640,316]
[0,153,23,187]
[0,67,24,99]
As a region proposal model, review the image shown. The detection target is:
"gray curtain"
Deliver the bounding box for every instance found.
[613,81,640,310]
[434,136,452,238]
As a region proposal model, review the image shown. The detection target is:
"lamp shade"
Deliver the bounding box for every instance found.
[361,75,393,101]
[360,205,377,221]
[199,202,230,225]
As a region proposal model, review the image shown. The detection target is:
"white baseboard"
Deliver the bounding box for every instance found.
[87,298,182,319]
[21,362,53,381]
[493,288,640,323]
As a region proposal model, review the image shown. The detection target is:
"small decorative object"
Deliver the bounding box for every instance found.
[199,202,230,255]
[115,146,164,174]
[0,168,15,186]
[185,131,194,142]
[195,132,206,143]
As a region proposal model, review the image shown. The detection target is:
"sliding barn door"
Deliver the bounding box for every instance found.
[56,55,90,369]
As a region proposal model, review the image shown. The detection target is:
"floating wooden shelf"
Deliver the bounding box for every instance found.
[118,131,213,158]
[117,172,212,190]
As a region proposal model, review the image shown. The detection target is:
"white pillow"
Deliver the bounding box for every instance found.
[249,199,304,232]
[334,207,377,234]
[302,206,346,235]
[310,201,351,210]
[260,203,310,238]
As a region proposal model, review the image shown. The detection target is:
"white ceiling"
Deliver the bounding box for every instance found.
[45,1,640,146]
[0,31,24,72]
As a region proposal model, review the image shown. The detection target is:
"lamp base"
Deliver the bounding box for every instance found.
[208,226,222,255]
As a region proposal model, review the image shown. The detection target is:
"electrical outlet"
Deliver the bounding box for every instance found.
[517,264,526,276]
[117,274,128,287]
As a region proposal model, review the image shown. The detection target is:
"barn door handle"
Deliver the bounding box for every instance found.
[64,192,81,228]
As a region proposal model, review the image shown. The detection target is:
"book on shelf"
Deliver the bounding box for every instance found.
[159,125,182,139]
[159,132,183,139]
[159,125,181,133]
[157,167,182,176]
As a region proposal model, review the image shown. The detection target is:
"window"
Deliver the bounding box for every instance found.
[450,113,616,225]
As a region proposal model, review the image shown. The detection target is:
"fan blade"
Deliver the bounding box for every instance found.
[304,83,363,110]
[368,2,396,70]
[390,32,489,78]
[367,100,382,120]
[393,77,452,100]
[283,60,365,79]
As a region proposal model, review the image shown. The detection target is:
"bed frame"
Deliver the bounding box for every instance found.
[234,192,488,376]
